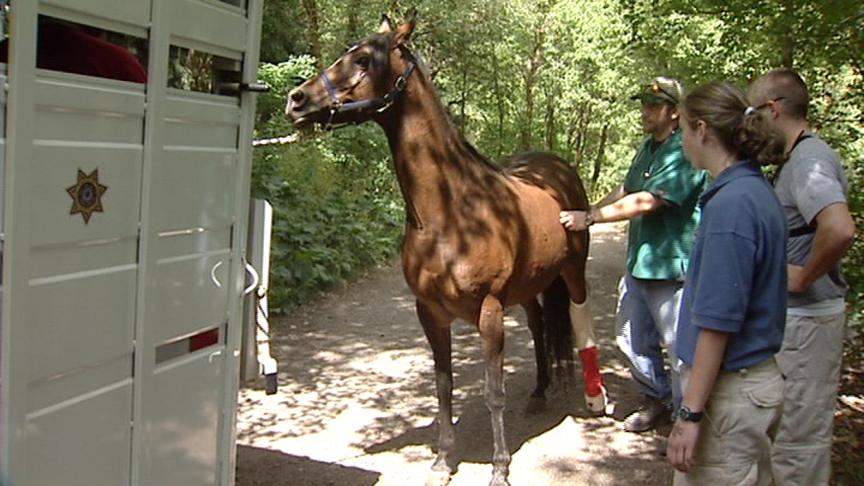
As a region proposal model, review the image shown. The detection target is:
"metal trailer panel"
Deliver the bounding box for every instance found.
[20,29,145,486]
[39,0,150,39]
[169,0,247,60]
[220,1,264,483]
[241,199,277,385]
[0,54,6,479]
[2,3,43,484]
[1,1,264,484]
[26,382,133,486]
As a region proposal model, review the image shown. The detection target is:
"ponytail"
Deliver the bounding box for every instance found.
[683,82,788,167]
[736,108,787,166]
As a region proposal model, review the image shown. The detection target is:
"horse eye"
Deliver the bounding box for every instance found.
[355,55,371,70]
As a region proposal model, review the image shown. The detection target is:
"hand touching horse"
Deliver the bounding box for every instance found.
[285,14,607,486]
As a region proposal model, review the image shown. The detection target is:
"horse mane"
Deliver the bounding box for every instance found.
[463,140,502,173]
[407,49,502,175]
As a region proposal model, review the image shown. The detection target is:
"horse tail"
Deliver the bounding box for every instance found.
[541,275,575,372]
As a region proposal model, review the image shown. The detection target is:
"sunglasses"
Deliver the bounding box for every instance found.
[755,96,787,111]
[646,82,678,103]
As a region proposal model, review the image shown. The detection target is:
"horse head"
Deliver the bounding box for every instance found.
[285,13,417,129]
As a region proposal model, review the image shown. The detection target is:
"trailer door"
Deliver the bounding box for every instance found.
[0,1,263,485]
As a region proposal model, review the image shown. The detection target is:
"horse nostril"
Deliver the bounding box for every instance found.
[289,88,306,107]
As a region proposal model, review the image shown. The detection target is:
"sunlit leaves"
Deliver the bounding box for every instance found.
[255,0,863,314]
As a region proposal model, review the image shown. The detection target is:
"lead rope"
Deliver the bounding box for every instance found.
[252,134,300,147]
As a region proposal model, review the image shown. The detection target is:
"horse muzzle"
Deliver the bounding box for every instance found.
[285,86,311,124]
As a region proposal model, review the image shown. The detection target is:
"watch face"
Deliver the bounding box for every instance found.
[677,406,702,422]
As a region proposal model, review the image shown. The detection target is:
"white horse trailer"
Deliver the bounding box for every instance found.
[0,0,264,484]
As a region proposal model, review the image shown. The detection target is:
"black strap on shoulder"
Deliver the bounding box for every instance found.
[790,130,813,152]
[771,130,813,186]
[780,130,817,237]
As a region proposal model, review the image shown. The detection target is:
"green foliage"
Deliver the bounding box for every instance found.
[844,151,864,367]
[260,0,308,63]
[265,178,402,310]
[257,0,863,321]
[252,57,402,311]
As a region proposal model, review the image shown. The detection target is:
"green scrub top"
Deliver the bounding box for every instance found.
[623,130,707,280]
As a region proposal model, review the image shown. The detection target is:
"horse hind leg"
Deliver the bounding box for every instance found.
[416,301,456,485]
[478,295,511,486]
[522,297,550,399]
[560,264,608,415]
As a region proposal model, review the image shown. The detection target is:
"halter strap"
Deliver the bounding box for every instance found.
[319,58,417,115]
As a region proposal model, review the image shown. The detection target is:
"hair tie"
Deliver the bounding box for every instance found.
[744,106,756,116]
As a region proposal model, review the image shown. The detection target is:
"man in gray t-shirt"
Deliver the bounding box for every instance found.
[775,137,850,309]
[749,69,856,486]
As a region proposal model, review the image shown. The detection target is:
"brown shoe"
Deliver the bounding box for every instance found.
[623,395,668,433]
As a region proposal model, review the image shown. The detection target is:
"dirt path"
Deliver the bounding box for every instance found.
[235,225,674,485]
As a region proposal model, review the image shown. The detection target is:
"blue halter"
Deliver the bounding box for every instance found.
[319,52,417,120]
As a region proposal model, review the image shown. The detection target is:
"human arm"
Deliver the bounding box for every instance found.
[560,143,703,231]
[667,328,729,472]
[559,191,665,231]
[788,202,856,293]
[594,184,628,209]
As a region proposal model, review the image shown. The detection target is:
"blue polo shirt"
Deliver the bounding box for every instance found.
[677,161,788,371]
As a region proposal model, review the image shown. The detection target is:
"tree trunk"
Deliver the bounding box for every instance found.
[521,18,545,150]
[566,113,577,162]
[574,105,592,170]
[492,47,505,158]
[301,0,322,69]
[571,106,584,169]
[591,123,609,190]
[460,63,469,135]
[544,91,556,151]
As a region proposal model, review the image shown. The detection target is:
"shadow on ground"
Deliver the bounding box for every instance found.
[236,227,674,485]
[236,445,380,486]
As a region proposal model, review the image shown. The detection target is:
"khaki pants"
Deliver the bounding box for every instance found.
[674,358,783,486]
[771,312,846,486]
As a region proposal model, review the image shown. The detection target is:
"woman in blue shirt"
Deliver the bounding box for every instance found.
[667,81,788,485]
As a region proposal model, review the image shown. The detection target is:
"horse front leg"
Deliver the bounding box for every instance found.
[417,301,456,485]
[478,295,510,486]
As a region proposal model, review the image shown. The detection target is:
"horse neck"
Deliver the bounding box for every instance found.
[378,72,498,229]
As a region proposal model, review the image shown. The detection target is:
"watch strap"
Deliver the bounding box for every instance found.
[677,405,704,423]
[585,208,596,227]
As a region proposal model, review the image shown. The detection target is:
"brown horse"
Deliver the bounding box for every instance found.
[285,14,606,486]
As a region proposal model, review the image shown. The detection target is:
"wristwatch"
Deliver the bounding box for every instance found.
[676,405,704,423]
[584,208,596,227]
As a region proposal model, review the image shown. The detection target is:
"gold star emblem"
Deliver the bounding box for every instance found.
[66,169,108,224]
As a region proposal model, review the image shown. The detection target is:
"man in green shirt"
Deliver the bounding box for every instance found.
[560,77,707,432]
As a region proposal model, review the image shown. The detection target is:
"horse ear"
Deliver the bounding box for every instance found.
[393,9,417,46]
[378,14,394,33]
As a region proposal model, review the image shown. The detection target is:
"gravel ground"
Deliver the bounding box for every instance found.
[235,225,674,485]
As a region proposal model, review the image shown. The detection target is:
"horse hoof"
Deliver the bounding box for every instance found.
[488,471,510,486]
[425,469,452,486]
[585,386,609,416]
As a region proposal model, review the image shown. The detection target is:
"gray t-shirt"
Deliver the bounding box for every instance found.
[774,133,849,308]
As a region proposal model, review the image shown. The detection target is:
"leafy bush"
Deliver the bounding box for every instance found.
[843,157,864,368]
[252,59,404,312]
